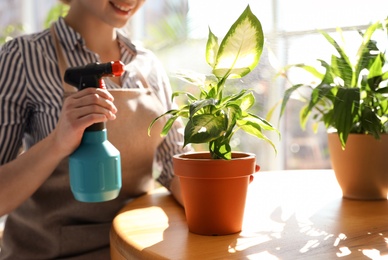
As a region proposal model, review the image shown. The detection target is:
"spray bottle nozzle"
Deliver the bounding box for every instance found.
[64,61,125,90]
[64,61,125,132]
[111,61,125,77]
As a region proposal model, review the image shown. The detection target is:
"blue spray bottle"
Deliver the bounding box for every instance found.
[64,61,124,203]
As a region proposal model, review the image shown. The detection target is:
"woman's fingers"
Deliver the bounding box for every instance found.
[52,88,118,157]
[66,88,117,122]
[73,87,114,102]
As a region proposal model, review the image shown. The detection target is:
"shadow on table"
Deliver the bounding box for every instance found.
[143,194,388,259]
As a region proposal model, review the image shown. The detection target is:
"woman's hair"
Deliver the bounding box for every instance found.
[59,0,71,4]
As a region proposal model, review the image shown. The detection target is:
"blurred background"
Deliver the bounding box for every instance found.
[1,0,388,171]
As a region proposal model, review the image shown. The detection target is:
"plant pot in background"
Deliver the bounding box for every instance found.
[328,133,388,200]
[173,152,256,236]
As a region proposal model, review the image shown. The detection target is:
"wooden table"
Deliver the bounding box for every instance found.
[110,170,388,259]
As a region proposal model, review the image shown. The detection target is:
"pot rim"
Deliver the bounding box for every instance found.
[327,132,388,142]
[173,151,256,161]
[173,151,256,179]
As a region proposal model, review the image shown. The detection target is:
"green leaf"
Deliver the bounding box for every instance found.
[237,115,278,153]
[209,139,232,160]
[320,30,353,76]
[301,84,334,128]
[368,76,383,91]
[206,28,219,68]
[279,84,305,119]
[160,115,179,136]
[292,64,325,79]
[189,99,217,118]
[376,86,388,94]
[330,54,353,87]
[382,71,388,81]
[354,20,381,81]
[184,114,225,146]
[212,5,264,79]
[332,88,360,147]
[237,92,255,111]
[318,60,336,85]
[174,70,206,86]
[220,90,254,114]
[148,109,178,136]
[360,106,382,139]
[367,53,383,91]
[171,91,198,102]
[223,104,241,137]
[148,109,189,136]
[220,89,247,104]
[247,112,280,132]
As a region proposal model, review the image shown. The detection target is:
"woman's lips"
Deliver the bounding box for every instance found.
[109,1,132,14]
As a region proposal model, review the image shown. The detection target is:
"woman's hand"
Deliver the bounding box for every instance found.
[51,88,117,158]
[0,88,118,214]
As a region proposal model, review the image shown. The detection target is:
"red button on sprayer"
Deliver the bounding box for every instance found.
[111,61,125,77]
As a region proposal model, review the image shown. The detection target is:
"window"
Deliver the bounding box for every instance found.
[133,0,388,170]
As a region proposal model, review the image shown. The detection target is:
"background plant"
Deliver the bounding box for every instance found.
[0,24,23,45]
[44,2,69,28]
[278,18,388,148]
[149,5,278,160]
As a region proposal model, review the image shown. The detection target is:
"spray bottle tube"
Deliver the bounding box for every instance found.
[64,61,124,203]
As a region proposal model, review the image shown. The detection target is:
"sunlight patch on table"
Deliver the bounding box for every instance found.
[247,251,279,260]
[336,247,351,257]
[333,233,347,247]
[228,234,271,253]
[300,239,320,253]
[362,249,387,259]
[227,234,279,259]
[115,206,169,248]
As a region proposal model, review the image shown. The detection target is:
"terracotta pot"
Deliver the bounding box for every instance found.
[328,133,388,200]
[173,152,256,236]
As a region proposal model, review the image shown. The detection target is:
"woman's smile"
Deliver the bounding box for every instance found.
[109,1,133,15]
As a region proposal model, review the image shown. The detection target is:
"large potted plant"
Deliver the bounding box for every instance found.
[278,18,388,200]
[149,5,278,235]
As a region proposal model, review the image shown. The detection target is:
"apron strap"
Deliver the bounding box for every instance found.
[132,66,150,89]
[50,25,78,94]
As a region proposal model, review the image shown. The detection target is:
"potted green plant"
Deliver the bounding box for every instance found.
[278,18,388,200]
[149,5,278,235]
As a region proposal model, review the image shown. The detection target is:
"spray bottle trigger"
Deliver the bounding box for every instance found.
[99,79,106,89]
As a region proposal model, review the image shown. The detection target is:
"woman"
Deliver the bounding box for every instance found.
[0,0,188,259]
